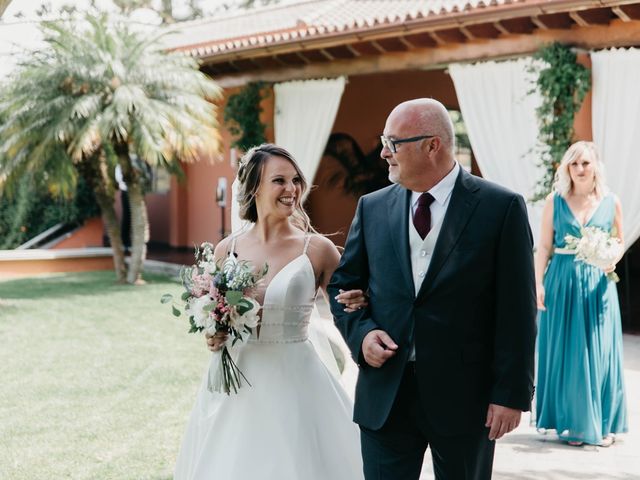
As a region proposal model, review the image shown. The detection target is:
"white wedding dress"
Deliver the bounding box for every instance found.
[174,236,363,480]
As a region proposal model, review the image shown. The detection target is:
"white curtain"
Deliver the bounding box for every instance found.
[274,76,346,194]
[591,48,640,248]
[449,58,544,244]
[274,77,348,382]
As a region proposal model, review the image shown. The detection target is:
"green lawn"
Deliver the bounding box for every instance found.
[0,271,209,480]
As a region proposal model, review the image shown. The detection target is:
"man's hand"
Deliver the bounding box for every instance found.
[485,404,522,440]
[362,330,398,367]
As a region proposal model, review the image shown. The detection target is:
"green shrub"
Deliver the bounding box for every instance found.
[0,175,100,249]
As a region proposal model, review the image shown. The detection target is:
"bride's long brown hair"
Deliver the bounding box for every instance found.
[236,144,315,233]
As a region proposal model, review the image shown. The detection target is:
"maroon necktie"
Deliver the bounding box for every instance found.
[413,193,435,240]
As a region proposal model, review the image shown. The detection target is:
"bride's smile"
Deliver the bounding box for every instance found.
[254,155,302,218]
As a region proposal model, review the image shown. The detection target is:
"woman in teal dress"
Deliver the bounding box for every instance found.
[534,141,628,447]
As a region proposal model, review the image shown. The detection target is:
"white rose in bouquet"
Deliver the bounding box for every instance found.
[565,226,622,281]
[185,295,214,330]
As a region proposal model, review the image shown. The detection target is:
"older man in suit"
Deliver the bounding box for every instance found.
[329,98,537,480]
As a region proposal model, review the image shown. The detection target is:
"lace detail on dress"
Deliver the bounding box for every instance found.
[262,304,314,312]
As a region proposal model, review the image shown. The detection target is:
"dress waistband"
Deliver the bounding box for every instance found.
[554,247,576,255]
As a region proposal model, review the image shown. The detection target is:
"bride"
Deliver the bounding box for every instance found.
[174,144,366,480]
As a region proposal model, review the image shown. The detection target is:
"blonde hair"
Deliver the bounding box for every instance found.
[236,143,314,232]
[552,141,608,198]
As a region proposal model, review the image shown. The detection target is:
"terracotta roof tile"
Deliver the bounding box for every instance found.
[162,0,527,57]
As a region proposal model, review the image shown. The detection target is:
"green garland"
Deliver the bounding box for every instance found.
[530,43,591,201]
[223,82,269,151]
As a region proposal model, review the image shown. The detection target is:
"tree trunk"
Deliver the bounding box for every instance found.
[95,190,127,283]
[78,155,127,283]
[114,147,149,285]
[126,179,149,284]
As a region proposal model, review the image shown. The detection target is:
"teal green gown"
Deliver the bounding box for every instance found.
[536,193,628,445]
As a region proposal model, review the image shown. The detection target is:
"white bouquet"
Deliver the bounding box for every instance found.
[162,242,268,394]
[564,226,622,282]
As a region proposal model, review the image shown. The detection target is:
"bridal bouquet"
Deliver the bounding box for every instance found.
[564,226,622,282]
[162,242,268,394]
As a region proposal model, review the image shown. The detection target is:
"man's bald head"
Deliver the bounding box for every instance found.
[391,98,455,153]
[382,98,457,191]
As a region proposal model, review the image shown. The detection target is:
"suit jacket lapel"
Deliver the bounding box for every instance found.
[417,169,480,299]
[387,186,414,292]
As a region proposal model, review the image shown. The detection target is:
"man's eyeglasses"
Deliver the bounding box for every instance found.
[380,135,435,154]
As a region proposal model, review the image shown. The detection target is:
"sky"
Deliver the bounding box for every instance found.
[0,1,231,77]
[2,0,219,21]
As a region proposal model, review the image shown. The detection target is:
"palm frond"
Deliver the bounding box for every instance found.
[0,10,222,200]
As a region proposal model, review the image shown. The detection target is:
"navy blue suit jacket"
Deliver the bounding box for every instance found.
[328,168,537,435]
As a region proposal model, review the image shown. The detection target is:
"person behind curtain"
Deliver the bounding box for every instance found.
[329,98,537,480]
[535,141,628,447]
[174,144,367,480]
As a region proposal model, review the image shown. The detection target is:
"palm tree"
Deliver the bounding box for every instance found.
[0,12,221,283]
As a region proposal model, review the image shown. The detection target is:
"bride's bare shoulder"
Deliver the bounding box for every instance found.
[213,236,234,259]
[307,233,338,251]
[306,234,340,269]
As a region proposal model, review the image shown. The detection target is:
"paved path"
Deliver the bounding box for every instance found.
[418,334,640,479]
[320,304,640,480]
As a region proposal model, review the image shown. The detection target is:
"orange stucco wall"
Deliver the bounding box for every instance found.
[573,53,593,142]
[52,217,104,249]
[147,192,171,244]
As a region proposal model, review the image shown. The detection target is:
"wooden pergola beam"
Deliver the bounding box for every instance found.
[345,44,362,57]
[272,55,290,66]
[226,60,241,72]
[370,40,387,53]
[428,31,447,46]
[493,21,511,35]
[459,26,476,40]
[569,11,590,26]
[530,15,549,29]
[612,6,632,21]
[319,49,335,61]
[398,36,415,49]
[214,20,640,88]
[295,52,312,64]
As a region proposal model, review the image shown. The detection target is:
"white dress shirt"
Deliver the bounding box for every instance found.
[407,162,460,360]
